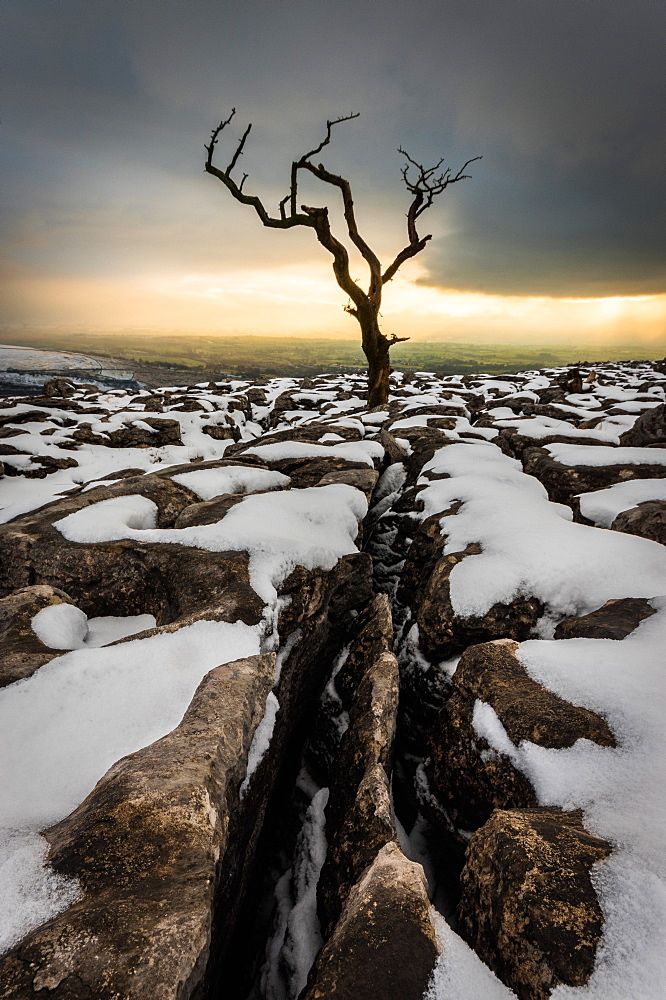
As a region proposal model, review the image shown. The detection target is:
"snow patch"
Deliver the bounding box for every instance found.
[172,465,290,499]
[417,443,666,619]
[31,604,89,650]
[426,906,518,998]
[545,443,666,468]
[578,479,666,528]
[55,485,368,604]
[0,618,261,954]
[240,691,280,798]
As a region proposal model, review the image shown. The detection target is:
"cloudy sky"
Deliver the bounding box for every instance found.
[3,0,665,345]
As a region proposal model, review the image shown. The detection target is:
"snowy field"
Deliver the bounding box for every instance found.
[1,360,665,999]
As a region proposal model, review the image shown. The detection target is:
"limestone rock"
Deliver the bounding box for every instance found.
[174,493,246,528]
[0,473,271,625]
[619,402,666,447]
[227,451,375,489]
[205,556,376,995]
[522,445,666,505]
[611,499,666,544]
[458,808,612,1000]
[377,427,411,465]
[251,422,364,444]
[43,377,76,398]
[333,593,394,709]
[302,842,438,1000]
[0,519,264,625]
[0,654,276,1000]
[276,554,373,644]
[0,409,46,427]
[318,640,399,933]
[416,543,542,661]
[201,422,240,441]
[426,640,615,831]
[316,466,378,500]
[499,429,610,459]
[73,417,182,448]
[554,597,656,639]
[397,508,455,614]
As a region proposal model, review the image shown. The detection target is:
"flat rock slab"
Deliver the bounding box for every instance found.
[555,597,657,639]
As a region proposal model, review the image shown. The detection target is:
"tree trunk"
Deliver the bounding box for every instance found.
[360,314,391,408]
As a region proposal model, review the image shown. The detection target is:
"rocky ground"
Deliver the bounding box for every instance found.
[0,361,664,1000]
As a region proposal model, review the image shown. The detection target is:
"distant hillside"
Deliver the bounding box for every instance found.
[3,329,663,379]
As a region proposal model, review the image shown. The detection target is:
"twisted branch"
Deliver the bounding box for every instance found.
[382,149,482,284]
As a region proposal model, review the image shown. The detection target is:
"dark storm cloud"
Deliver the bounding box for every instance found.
[2,0,664,297]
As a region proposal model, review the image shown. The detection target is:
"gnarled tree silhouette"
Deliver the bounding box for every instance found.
[205,110,479,406]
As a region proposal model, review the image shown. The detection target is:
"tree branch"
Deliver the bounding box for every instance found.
[226,123,252,175]
[205,110,314,230]
[289,113,359,227]
[300,204,368,313]
[291,113,387,304]
[300,159,383,302]
[381,148,481,284]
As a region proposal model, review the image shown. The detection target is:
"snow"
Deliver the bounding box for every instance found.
[55,494,159,540]
[417,443,666,619]
[578,479,666,527]
[360,410,389,424]
[274,628,303,684]
[372,461,407,504]
[277,787,329,997]
[240,691,280,798]
[172,465,290,499]
[243,439,383,468]
[493,415,620,443]
[472,695,523,762]
[31,604,89,650]
[426,907,517,999]
[518,608,666,999]
[545,443,666,467]
[84,613,157,647]
[260,783,330,1000]
[0,618,262,953]
[29,604,155,652]
[55,484,368,604]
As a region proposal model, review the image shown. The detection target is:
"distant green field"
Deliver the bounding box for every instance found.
[3,330,663,379]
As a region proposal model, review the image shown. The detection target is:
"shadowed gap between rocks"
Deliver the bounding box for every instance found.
[200,561,377,1000]
[199,483,451,1000]
[204,500,464,1000]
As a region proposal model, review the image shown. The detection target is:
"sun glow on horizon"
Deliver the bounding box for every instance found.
[4,260,666,346]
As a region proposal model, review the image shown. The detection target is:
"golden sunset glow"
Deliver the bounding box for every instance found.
[6,260,666,349]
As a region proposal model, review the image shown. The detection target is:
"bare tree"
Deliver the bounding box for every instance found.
[205,110,480,406]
